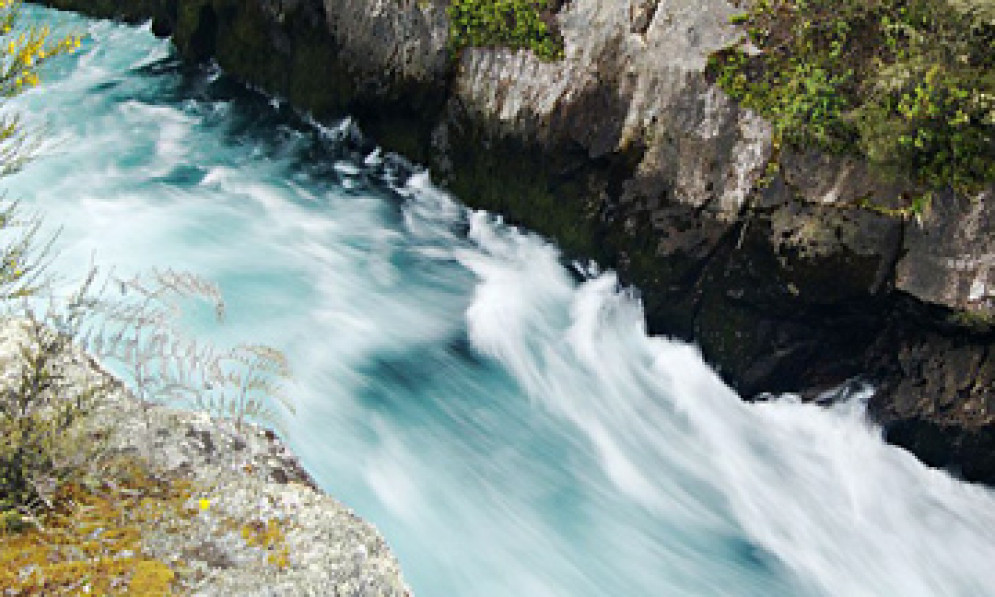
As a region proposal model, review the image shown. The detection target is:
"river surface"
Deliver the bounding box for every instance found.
[7,7,995,596]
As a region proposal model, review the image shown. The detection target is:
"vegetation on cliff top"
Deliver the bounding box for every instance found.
[447,0,565,61]
[0,0,86,521]
[708,0,995,215]
[0,3,296,592]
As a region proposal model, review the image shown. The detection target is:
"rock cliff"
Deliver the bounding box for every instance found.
[34,0,995,483]
[0,317,409,594]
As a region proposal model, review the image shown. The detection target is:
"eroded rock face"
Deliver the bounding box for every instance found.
[323,0,449,86]
[31,0,995,483]
[866,324,995,483]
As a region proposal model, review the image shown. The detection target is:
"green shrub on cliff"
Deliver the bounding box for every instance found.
[708,0,995,215]
[0,1,291,525]
[0,290,111,523]
[0,0,91,524]
[447,0,565,61]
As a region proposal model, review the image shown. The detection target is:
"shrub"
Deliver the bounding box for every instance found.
[447,0,565,61]
[0,0,87,520]
[0,1,291,525]
[0,6,294,593]
[707,0,995,215]
[0,0,82,176]
[0,297,110,521]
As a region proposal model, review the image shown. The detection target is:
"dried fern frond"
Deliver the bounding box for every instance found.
[199,343,294,433]
[75,269,292,435]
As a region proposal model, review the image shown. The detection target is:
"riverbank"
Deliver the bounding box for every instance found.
[0,317,409,595]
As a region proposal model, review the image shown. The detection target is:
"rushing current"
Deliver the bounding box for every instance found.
[7,7,995,596]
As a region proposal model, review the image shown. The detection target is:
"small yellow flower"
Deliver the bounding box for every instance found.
[199,498,211,511]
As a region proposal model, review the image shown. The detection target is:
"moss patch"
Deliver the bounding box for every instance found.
[708,0,995,215]
[447,0,565,60]
[0,450,297,594]
[0,458,187,595]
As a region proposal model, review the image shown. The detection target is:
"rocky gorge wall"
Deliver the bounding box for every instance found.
[34,0,995,484]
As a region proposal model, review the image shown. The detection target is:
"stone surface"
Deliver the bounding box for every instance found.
[866,325,995,483]
[897,188,995,312]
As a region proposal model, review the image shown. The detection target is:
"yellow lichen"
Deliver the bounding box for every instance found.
[241,518,290,571]
[0,457,190,595]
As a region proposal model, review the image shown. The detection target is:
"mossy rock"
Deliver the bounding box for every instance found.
[708,0,995,213]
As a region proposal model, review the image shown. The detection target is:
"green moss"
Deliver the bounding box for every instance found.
[289,38,344,117]
[213,1,289,89]
[443,128,604,260]
[447,0,565,61]
[707,0,995,215]
[948,308,995,332]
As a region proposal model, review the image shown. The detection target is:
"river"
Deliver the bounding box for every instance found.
[7,7,995,596]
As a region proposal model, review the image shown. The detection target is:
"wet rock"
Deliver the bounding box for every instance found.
[866,324,995,484]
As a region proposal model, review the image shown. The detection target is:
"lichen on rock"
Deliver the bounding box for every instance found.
[0,317,410,595]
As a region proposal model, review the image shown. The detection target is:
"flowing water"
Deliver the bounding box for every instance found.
[7,8,995,596]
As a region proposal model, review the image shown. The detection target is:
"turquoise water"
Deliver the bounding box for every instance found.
[8,8,995,596]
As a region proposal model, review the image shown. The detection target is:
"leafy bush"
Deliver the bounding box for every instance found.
[0,0,88,522]
[707,0,995,214]
[0,295,110,520]
[0,0,81,176]
[447,0,565,61]
[0,4,297,591]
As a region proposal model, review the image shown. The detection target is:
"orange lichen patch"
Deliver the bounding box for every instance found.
[0,458,191,595]
[241,518,290,570]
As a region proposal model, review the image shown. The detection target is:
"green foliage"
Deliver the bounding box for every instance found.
[947,306,995,331]
[708,0,995,215]
[0,0,82,177]
[0,284,111,520]
[0,2,89,520]
[447,0,565,61]
[0,201,54,301]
